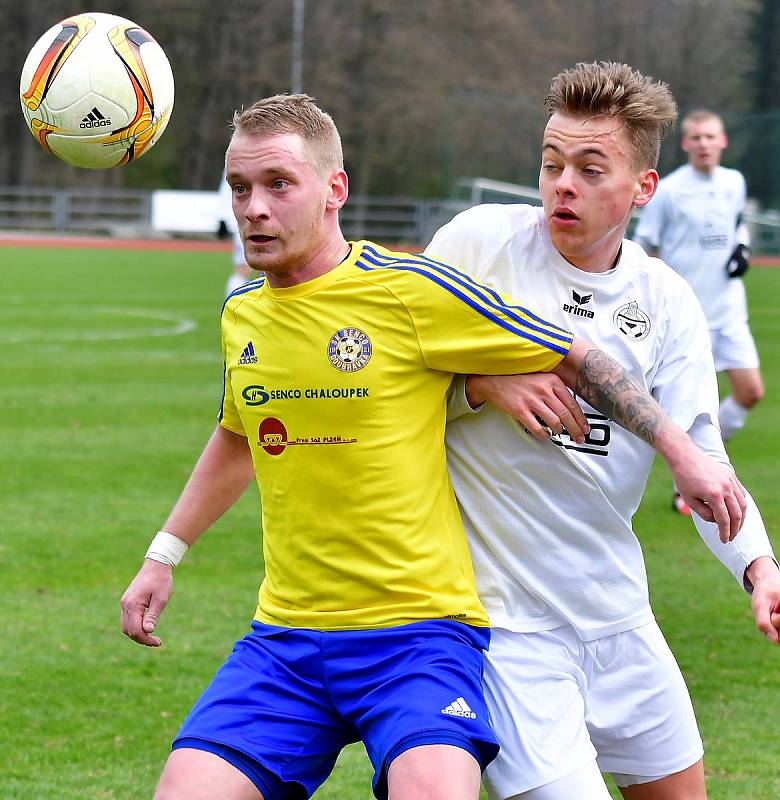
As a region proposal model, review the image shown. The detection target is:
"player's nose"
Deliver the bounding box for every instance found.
[244,192,271,221]
[555,165,577,195]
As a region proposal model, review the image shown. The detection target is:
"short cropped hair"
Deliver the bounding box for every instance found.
[232,94,343,176]
[681,109,724,136]
[545,62,678,170]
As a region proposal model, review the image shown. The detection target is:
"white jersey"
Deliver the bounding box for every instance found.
[634,164,748,329]
[426,203,773,641]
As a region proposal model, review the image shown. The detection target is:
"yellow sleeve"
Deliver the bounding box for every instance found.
[401,255,572,375]
[217,301,246,436]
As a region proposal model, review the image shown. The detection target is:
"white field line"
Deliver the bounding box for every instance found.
[1,306,198,344]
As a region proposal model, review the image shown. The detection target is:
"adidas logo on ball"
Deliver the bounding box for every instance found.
[80,107,112,128]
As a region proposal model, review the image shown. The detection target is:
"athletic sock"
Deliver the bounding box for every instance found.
[718,395,750,441]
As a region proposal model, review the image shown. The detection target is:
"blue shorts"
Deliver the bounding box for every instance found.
[173,619,497,800]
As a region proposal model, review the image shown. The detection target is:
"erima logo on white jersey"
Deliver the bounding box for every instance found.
[563,288,595,319]
[441,697,477,719]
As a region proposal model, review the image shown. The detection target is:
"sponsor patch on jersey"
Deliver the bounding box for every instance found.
[257,417,358,456]
[328,328,372,372]
[613,301,650,341]
[699,233,728,250]
[243,385,370,405]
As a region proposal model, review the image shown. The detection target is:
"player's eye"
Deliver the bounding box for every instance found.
[272,179,289,190]
[232,184,247,195]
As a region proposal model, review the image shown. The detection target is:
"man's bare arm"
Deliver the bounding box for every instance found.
[462,372,590,444]
[120,425,255,647]
[562,344,664,445]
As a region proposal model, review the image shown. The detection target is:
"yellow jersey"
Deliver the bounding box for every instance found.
[219,241,571,630]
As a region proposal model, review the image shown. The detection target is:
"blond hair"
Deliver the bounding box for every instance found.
[681,109,724,136]
[232,94,343,176]
[546,62,677,170]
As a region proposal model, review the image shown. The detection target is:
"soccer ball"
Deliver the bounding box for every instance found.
[19,12,174,169]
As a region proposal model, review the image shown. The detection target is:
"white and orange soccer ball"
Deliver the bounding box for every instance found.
[19,12,174,169]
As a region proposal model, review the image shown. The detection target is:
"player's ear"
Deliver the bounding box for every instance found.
[633,168,659,209]
[326,169,349,211]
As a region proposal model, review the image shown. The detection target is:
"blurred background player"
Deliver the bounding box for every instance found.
[427,62,780,800]
[216,165,253,295]
[634,111,763,513]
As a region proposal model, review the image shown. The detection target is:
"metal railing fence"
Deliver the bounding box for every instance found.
[0,186,465,246]
[3,184,780,253]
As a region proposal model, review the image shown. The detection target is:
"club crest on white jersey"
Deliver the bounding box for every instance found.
[613,301,651,340]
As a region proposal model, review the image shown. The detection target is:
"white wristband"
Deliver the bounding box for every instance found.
[145,530,189,567]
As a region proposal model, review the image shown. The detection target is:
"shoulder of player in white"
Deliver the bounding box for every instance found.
[623,240,704,308]
[446,203,539,239]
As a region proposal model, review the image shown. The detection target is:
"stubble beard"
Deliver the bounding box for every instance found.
[244,213,325,278]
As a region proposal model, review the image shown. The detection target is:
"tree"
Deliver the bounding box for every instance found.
[3,0,769,207]
[742,0,780,208]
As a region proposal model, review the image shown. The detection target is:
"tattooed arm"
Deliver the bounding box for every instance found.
[558,344,666,446]
[554,339,746,541]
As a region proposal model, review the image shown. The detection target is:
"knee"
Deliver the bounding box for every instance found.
[387,744,481,800]
[153,772,190,800]
[152,784,179,800]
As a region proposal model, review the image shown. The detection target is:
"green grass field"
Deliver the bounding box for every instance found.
[1,244,778,799]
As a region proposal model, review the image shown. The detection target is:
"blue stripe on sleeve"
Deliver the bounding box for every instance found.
[220,276,265,316]
[413,250,572,336]
[363,244,570,338]
[356,248,572,353]
[356,261,570,355]
[218,277,264,421]
[218,360,226,421]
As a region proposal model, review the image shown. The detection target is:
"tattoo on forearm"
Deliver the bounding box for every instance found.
[575,349,667,445]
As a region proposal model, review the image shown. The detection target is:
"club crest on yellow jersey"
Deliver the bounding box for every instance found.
[328,328,372,372]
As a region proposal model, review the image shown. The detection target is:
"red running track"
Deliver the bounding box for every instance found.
[0,233,778,264]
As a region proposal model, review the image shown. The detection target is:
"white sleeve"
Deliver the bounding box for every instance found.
[633,189,667,250]
[650,280,775,589]
[425,206,500,282]
[687,416,775,592]
[650,279,720,433]
[446,375,483,422]
[736,173,750,247]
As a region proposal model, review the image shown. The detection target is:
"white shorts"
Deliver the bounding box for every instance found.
[482,622,704,799]
[709,319,760,372]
